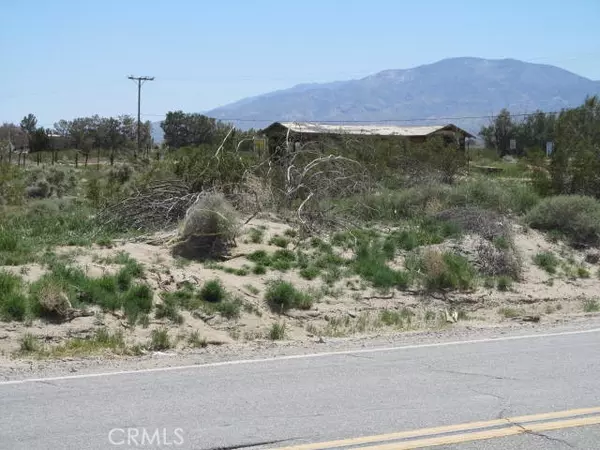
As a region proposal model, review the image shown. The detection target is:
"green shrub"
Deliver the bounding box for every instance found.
[352,241,411,289]
[0,272,29,321]
[269,235,289,248]
[299,265,320,280]
[155,297,184,324]
[420,250,476,292]
[252,264,267,275]
[497,276,512,292]
[122,284,153,325]
[20,333,40,353]
[200,279,226,303]
[527,195,600,247]
[247,227,264,244]
[264,280,311,312]
[583,299,599,313]
[247,250,271,266]
[268,322,286,340]
[533,251,560,274]
[209,297,243,320]
[149,328,172,350]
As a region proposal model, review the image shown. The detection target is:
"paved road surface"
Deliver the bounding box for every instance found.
[1,327,599,449]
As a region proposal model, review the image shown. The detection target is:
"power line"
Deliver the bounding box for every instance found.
[140,110,562,124]
[128,75,154,157]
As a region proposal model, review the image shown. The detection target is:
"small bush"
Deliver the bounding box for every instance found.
[380,310,404,327]
[0,272,28,321]
[268,322,286,340]
[121,284,153,325]
[527,195,600,247]
[211,297,242,319]
[247,227,264,244]
[247,250,271,266]
[35,280,71,321]
[264,280,311,312]
[583,299,599,313]
[577,266,591,278]
[533,251,560,274]
[352,240,411,289]
[200,279,226,303]
[149,328,172,350]
[499,307,521,318]
[420,250,477,292]
[20,333,40,353]
[252,264,267,275]
[176,193,240,259]
[155,297,184,324]
[299,265,320,280]
[269,235,289,248]
[497,276,512,292]
[188,331,207,348]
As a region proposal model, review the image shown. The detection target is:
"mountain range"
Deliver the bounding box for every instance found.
[151,57,600,142]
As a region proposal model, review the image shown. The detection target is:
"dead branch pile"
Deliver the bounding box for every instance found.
[435,207,509,241]
[98,179,198,231]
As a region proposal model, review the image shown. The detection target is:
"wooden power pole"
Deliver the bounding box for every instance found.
[128,75,154,158]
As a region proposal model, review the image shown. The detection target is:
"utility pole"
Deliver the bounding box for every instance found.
[127,75,154,158]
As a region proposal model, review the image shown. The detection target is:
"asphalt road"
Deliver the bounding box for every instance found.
[1,327,600,450]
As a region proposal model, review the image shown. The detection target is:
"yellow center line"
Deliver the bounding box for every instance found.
[272,407,600,450]
[358,416,600,450]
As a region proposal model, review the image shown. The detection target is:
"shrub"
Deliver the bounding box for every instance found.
[533,251,560,274]
[476,240,522,279]
[497,276,512,291]
[299,265,320,280]
[188,331,207,348]
[247,227,264,244]
[200,279,226,303]
[155,297,184,324]
[352,240,411,289]
[268,322,286,340]
[583,299,599,313]
[435,207,509,242]
[527,195,600,247]
[269,235,289,248]
[0,272,28,321]
[35,280,71,321]
[420,250,477,292]
[176,193,240,259]
[211,297,243,319]
[149,328,172,350]
[20,333,40,353]
[252,264,267,275]
[121,284,154,325]
[264,280,311,312]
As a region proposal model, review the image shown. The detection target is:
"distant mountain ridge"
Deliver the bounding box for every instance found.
[152,57,600,142]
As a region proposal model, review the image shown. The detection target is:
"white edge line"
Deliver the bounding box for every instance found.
[1,327,599,386]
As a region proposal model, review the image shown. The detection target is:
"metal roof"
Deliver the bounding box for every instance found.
[274,122,473,137]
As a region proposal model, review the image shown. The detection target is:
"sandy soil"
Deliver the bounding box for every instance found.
[1,216,599,361]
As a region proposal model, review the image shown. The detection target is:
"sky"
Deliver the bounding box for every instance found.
[1,0,600,127]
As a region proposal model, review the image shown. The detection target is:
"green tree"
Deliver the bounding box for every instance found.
[549,95,600,196]
[161,111,230,149]
[479,109,516,156]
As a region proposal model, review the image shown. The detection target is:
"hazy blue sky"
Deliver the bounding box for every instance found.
[1,0,599,126]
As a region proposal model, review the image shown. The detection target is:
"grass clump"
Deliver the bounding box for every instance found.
[200,279,226,303]
[19,333,40,354]
[417,250,477,292]
[149,328,172,350]
[496,276,513,292]
[247,227,265,244]
[583,299,599,313]
[533,251,560,274]
[527,195,600,247]
[352,240,410,289]
[499,307,521,319]
[268,322,286,340]
[264,280,312,313]
[0,271,29,321]
[269,235,289,248]
[188,331,208,348]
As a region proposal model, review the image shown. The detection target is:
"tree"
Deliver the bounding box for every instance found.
[20,114,38,135]
[480,109,516,156]
[549,95,600,197]
[161,111,230,149]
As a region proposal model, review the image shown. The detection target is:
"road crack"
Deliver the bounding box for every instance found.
[424,364,520,381]
[507,419,575,449]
